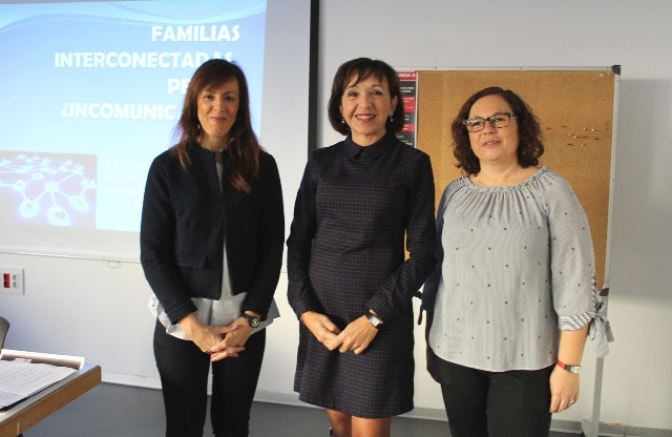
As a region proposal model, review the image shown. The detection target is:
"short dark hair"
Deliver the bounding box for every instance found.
[327,58,404,135]
[172,59,260,192]
[451,86,544,175]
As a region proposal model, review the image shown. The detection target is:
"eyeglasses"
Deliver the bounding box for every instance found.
[463,112,516,132]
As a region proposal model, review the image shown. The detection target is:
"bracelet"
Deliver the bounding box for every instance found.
[556,359,581,374]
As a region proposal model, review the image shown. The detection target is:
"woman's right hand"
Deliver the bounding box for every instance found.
[178,313,244,358]
[300,311,341,350]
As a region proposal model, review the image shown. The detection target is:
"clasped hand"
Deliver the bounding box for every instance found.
[302,312,378,355]
[179,314,252,362]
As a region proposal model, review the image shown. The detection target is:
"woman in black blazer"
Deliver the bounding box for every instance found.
[140,59,284,437]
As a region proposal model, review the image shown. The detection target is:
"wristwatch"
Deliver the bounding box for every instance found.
[366,313,383,328]
[556,359,581,374]
[242,313,261,328]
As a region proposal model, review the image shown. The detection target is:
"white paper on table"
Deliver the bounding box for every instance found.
[0,350,82,410]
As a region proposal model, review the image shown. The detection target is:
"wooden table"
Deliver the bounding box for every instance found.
[0,364,101,437]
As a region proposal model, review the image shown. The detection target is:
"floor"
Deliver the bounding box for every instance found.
[24,383,580,436]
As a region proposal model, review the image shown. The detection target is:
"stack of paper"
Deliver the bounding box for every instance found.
[0,349,85,410]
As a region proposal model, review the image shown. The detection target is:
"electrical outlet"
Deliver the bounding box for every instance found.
[1,267,24,295]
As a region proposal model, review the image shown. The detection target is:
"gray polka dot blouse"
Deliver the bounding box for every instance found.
[424,166,601,371]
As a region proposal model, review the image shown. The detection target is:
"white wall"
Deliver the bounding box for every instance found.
[1,0,671,431]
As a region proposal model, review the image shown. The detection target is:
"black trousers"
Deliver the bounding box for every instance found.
[153,321,266,437]
[430,349,553,437]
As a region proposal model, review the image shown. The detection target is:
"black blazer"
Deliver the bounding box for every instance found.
[140,144,284,325]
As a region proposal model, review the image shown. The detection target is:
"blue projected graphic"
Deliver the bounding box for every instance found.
[0,0,266,233]
[0,152,97,227]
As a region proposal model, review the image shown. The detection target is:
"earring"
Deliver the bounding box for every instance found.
[341,117,345,124]
[389,115,394,122]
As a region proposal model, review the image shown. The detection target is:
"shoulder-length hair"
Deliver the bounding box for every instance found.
[171,59,260,192]
[451,86,544,175]
[327,58,405,135]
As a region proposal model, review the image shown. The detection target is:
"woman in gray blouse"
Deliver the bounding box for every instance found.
[422,87,613,437]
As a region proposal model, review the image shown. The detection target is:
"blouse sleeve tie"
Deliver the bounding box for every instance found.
[559,290,615,358]
[588,297,615,358]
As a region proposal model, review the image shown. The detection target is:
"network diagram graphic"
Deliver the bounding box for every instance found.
[0,152,97,227]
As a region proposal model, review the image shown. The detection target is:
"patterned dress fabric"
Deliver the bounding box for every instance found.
[287,133,436,418]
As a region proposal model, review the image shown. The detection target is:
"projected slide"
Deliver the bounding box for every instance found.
[0,0,266,233]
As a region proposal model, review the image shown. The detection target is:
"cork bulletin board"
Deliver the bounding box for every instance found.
[416,68,619,289]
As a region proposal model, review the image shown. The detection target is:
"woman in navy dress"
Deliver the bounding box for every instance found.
[287,58,436,437]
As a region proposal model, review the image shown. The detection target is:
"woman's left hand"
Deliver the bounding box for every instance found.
[208,318,254,362]
[332,315,379,355]
[549,366,580,413]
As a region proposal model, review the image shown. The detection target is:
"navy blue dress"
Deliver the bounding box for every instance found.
[287,133,436,418]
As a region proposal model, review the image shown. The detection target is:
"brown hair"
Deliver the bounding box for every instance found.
[451,86,544,175]
[327,58,404,135]
[171,59,259,192]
